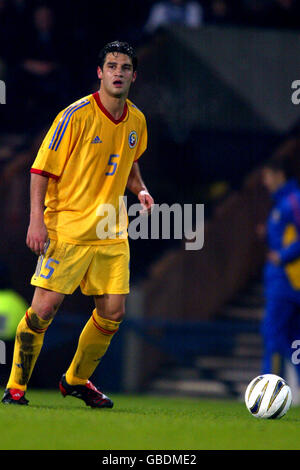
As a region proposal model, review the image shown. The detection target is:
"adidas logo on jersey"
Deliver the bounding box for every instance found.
[91,136,102,144]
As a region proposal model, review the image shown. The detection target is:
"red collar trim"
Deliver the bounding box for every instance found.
[93,92,128,124]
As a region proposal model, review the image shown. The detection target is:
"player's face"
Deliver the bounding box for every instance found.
[262,168,285,193]
[97,52,137,98]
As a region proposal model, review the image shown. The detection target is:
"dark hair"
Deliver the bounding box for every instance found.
[264,156,295,180]
[97,41,138,71]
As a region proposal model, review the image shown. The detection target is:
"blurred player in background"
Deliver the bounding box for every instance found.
[2,41,154,407]
[260,157,300,390]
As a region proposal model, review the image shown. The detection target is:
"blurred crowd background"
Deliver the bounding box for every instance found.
[1,0,300,131]
[1,0,300,397]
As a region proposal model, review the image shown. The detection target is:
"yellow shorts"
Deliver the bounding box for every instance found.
[31,238,130,296]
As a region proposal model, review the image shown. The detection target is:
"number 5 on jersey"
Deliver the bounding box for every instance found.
[106,154,120,176]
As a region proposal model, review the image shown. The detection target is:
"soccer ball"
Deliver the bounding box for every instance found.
[245,374,292,419]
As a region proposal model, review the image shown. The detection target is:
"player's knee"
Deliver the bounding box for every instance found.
[111,309,125,322]
[33,303,59,321]
[97,308,125,322]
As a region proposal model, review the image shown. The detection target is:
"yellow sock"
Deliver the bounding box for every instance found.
[6,307,52,391]
[65,309,121,386]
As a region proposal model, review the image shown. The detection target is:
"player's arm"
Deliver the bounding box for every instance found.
[269,197,300,265]
[277,240,300,265]
[126,161,154,214]
[27,106,79,256]
[26,173,49,256]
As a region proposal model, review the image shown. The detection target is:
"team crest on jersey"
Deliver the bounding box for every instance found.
[129,131,138,149]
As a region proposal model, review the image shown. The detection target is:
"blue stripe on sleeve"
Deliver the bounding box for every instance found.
[48,104,77,150]
[51,104,81,150]
[48,99,89,151]
[53,101,90,151]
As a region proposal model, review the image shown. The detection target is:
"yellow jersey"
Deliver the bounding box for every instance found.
[31,92,147,245]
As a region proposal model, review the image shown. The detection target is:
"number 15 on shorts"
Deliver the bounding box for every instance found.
[40,258,59,279]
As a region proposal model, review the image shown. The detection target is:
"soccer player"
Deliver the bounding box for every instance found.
[2,41,154,407]
[260,157,300,388]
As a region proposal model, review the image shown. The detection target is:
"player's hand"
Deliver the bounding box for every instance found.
[267,250,281,265]
[138,190,154,215]
[26,219,48,256]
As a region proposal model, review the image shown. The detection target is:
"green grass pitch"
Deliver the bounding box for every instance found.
[0,389,299,450]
